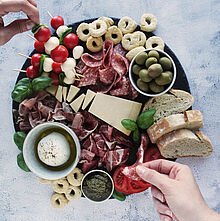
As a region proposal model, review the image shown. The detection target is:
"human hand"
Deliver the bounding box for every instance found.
[136,159,220,221]
[0,0,40,45]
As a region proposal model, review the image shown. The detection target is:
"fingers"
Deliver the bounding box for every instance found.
[27,0,37,7]
[151,185,166,203]
[158,214,173,221]
[0,19,35,45]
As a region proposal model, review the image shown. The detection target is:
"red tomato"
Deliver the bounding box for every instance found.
[63,33,79,50]
[143,145,165,163]
[31,53,41,69]
[128,179,151,193]
[49,72,59,85]
[34,41,45,52]
[51,45,68,63]
[26,66,39,79]
[52,62,62,74]
[51,16,64,29]
[34,27,51,42]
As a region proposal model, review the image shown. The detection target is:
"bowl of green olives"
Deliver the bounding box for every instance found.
[129,49,176,97]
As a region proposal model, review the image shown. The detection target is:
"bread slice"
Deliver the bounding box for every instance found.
[147,110,204,143]
[156,129,213,158]
[143,89,194,122]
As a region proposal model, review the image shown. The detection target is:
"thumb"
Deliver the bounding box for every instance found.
[136,165,174,193]
[0,19,35,45]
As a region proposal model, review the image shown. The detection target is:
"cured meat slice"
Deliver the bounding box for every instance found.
[19,97,38,116]
[113,44,127,57]
[99,68,115,85]
[111,54,129,76]
[37,101,53,119]
[110,76,130,97]
[81,53,103,68]
[102,40,113,68]
[80,149,95,161]
[78,67,99,87]
[80,159,98,173]
[92,133,107,157]
[19,120,32,132]
[82,135,98,155]
[128,81,139,100]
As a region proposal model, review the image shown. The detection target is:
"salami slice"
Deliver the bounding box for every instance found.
[102,40,113,68]
[113,44,127,57]
[111,54,129,76]
[81,53,103,68]
[99,68,116,85]
[110,76,130,97]
[78,67,99,87]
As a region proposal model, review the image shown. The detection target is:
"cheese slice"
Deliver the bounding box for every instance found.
[89,93,142,136]
[62,87,68,102]
[55,85,63,102]
[46,85,58,96]
[82,89,96,110]
[70,93,85,112]
[66,85,80,102]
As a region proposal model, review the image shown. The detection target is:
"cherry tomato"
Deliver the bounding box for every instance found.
[34,41,45,52]
[63,33,79,50]
[51,16,64,29]
[49,72,59,85]
[31,53,41,69]
[52,62,62,74]
[26,65,39,79]
[143,145,165,163]
[34,27,51,42]
[51,45,68,63]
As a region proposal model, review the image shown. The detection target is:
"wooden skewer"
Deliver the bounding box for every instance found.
[75,78,80,81]
[13,69,26,73]
[72,68,85,78]
[75,66,80,70]
[47,11,53,18]
[26,34,37,41]
[18,53,31,59]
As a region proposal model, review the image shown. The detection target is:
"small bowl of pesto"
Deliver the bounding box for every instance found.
[81,169,114,203]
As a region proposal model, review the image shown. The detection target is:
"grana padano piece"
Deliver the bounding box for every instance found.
[55,85,63,102]
[62,87,68,102]
[82,89,96,110]
[70,93,85,112]
[66,85,80,102]
[46,85,58,96]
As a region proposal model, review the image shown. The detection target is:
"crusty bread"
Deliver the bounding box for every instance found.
[156,129,213,158]
[147,110,204,143]
[143,89,194,122]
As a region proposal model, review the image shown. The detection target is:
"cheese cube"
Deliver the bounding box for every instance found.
[55,85,63,102]
[82,89,96,110]
[62,87,68,102]
[66,85,80,102]
[70,93,85,112]
[89,93,142,135]
[46,85,58,96]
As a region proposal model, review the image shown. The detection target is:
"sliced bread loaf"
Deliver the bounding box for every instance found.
[156,129,213,158]
[143,89,194,122]
[147,110,204,143]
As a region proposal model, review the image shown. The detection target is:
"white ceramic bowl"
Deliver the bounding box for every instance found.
[23,122,81,180]
[129,48,177,97]
[81,169,114,203]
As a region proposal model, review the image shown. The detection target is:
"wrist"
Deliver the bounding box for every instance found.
[197,206,220,221]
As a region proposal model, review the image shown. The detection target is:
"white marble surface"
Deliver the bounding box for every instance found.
[0,0,220,220]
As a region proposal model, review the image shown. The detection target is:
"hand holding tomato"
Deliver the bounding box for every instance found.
[136,160,220,221]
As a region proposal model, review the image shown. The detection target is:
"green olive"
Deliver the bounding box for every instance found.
[139,69,152,83]
[132,64,142,76]
[155,71,173,85]
[137,79,149,92]
[148,63,163,78]
[145,57,158,68]
[135,52,148,65]
[159,57,172,70]
[149,81,165,93]
[148,50,160,60]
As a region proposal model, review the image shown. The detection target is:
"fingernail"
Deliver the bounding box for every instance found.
[25,21,35,30]
[165,210,172,217]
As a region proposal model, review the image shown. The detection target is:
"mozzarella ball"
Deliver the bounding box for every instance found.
[72,46,84,59]
[45,47,51,55]
[63,76,75,85]
[61,58,76,72]
[56,25,68,37]
[64,69,75,79]
[44,37,59,51]
[43,58,53,72]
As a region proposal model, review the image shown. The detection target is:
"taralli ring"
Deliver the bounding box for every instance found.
[64,185,82,202]
[140,13,157,32]
[105,26,123,45]
[76,23,91,42]
[133,31,147,46]
[145,36,165,51]
[67,167,83,186]
[89,20,107,37]
[50,193,68,209]
[86,36,103,52]
[52,178,69,193]
[126,46,145,61]
[37,177,51,184]
[98,17,114,29]
[122,33,139,51]
[118,16,137,34]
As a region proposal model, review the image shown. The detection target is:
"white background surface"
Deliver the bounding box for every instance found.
[0,0,220,220]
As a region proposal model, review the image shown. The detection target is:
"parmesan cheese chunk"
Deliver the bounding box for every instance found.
[55,85,63,102]
[66,85,80,102]
[62,87,68,102]
[70,93,85,112]
[46,85,58,96]
[82,89,96,110]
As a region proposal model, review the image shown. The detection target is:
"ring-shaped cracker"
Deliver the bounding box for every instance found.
[76,23,91,42]
[145,36,165,51]
[64,185,82,202]
[98,17,114,29]
[67,167,83,186]
[38,177,51,184]
[122,33,139,51]
[126,46,145,61]
[105,25,123,45]
[52,178,69,193]
[118,16,137,34]
[86,36,103,52]
[140,14,157,32]
[89,20,107,37]
[133,31,147,46]
[50,193,68,209]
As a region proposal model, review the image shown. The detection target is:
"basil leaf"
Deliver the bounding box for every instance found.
[17,153,31,172]
[13,132,26,151]
[11,85,33,103]
[112,190,126,201]
[32,76,53,91]
[32,24,46,35]
[132,128,141,144]
[137,109,156,129]
[121,119,137,131]
[39,54,49,74]
[59,72,68,86]
[59,27,72,45]
[14,78,31,89]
